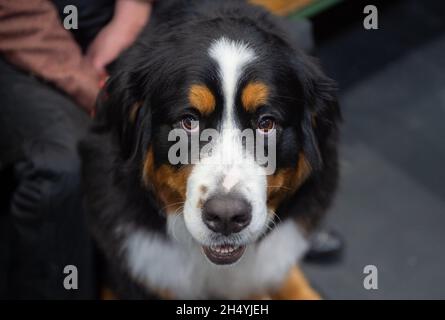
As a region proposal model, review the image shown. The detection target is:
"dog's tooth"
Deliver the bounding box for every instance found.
[209,244,242,255]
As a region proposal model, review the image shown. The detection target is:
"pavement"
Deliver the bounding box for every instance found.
[302,0,445,299]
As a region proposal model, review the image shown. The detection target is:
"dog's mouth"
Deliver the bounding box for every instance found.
[202,244,246,265]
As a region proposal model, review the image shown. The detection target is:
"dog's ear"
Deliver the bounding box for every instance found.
[95,70,151,162]
[296,55,341,171]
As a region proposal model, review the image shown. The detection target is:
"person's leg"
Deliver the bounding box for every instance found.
[0,58,96,299]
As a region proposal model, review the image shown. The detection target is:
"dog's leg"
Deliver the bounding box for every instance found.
[271,266,321,300]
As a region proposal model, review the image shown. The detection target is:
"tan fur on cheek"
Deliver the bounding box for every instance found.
[142,148,193,214]
[267,154,311,211]
[241,82,269,112]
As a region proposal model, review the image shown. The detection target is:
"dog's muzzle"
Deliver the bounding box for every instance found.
[201,193,252,264]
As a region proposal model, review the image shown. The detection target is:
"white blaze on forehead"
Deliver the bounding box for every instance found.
[208,37,256,125]
[222,167,241,191]
[207,37,257,192]
[180,37,267,247]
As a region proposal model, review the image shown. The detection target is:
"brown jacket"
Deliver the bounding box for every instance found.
[0,0,100,112]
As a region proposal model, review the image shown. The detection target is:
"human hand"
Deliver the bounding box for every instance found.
[86,0,151,75]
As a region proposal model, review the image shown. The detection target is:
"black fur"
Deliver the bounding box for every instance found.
[80,0,340,299]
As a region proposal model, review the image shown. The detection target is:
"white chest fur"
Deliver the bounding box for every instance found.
[122,218,308,299]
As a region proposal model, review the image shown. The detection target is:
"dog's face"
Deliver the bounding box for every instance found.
[103,28,338,266]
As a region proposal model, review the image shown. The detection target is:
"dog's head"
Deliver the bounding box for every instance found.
[98,14,339,266]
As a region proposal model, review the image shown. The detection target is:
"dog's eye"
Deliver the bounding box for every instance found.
[257,116,275,133]
[180,115,199,132]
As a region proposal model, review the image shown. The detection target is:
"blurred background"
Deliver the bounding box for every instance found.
[1,0,444,299]
[276,0,445,299]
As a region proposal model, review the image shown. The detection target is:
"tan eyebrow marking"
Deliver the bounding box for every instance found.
[241,81,270,112]
[188,84,216,115]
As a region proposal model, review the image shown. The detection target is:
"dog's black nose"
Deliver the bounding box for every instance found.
[202,195,252,236]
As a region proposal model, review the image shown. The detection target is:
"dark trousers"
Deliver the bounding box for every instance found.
[0,58,96,299]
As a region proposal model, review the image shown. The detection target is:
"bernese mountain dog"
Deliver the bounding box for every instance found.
[80,0,341,299]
